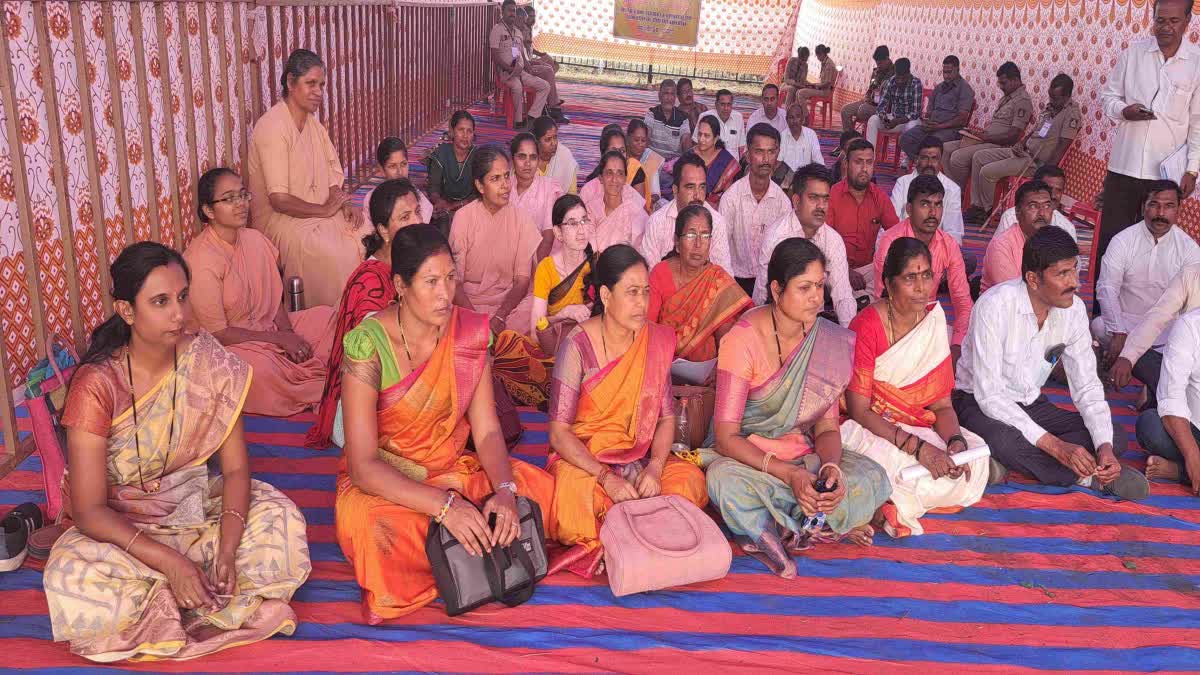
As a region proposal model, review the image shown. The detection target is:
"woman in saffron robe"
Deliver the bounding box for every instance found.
[647,204,751,362]
[184,168,337,417]
[335,225,554,622]
[546,244,708,577]
[691,116,740,208]
[706,237,890,577]
[246,48,364,308]
[845,237,988,537]
[45,242,309,662]
[306,178,426,448]
[579,150,649,253]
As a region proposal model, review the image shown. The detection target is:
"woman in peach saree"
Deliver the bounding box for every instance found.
[335,225,554,622]
[546,244,707,577]
[44,242,309,662]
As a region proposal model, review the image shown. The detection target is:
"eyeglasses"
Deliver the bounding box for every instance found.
[211,190,252,205]
[559,217,592,229]
[679,233,713,242]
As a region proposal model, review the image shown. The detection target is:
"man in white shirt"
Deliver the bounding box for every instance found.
[778,103,825,171]
[1096,0,1200,313]
[889,136,964,245]
[639,153,733,270]
[993,165,1078,242]
[753,164,858,325]
[1111,263,1200,400]
[1136,308,1200,495]
[694,89,746,157]
[953,226,1147,498]
[719,124,792,296]
[746,84,790,139]
[1094,181,1200,389]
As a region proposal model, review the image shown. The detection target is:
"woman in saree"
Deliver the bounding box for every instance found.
[844,237,988,537]
[184,168,337,418]
[450,146,553,407]
[306,178,427,448]
[510,132,564,261]
[534,115,578,195]
[336,225,554,622]
[45,242,310,662]
[426,111,479,212]
[692,116,740,208]
[361,137,434,228]
[532,194,595,354]
[706,237,890,578]
[579,150,649,253]
[647,204,751,363]
[546,245,708,577]
[246,48,364,308]
[627,118,664,212]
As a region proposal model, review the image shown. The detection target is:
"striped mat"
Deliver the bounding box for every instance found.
[1,83,1197,672]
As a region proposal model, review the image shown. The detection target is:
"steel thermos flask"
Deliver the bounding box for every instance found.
[287,276,305,312]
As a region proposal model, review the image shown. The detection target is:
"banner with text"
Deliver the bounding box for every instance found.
[612,0,702,46]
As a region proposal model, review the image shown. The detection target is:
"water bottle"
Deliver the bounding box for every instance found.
[286,276,305,312]
[672,395,691,455]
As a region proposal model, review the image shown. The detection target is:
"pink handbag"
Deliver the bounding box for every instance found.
[599,495,731,596]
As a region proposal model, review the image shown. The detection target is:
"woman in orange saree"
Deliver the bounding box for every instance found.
[546,245,708,577]
[45,242,309,662]
[335,225,554,623]
[648,204,752,362]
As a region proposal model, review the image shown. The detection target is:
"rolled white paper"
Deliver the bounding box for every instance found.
[899,446,991,483]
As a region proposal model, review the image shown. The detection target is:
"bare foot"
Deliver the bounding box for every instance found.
[1146,456,1182,482]
[747,531,798,578]
[846,524,875,547]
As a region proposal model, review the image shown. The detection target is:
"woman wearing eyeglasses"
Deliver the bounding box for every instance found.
[532,195,594,355]
[647,204,751,363]
[842,237,988,538]
[183,167,336,417]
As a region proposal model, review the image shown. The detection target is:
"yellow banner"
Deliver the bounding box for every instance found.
[612,0,702,46]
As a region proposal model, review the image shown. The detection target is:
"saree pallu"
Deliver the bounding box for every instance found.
[334,308,554,621]
[46,332,310,662]
[546,323,707,568]
[492,329,554,409]
[844,304,986,537]
[307,259,397,449]
[708,319,890,540]
[653,263,751,362]
[704,149,741,208]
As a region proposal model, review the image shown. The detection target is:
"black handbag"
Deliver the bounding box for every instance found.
[425,494,548,616]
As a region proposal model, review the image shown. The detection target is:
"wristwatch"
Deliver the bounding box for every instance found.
[497,481,518,496]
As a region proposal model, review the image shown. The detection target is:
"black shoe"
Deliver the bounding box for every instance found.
[513,118,532,131]
[549,108,570,124]
[1,503,41,572]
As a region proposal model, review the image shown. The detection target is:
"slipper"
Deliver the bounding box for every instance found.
[0,503,42,572]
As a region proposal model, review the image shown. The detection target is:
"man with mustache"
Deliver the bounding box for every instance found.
[873,175,973,362]
[638,153,732,270]
[719,124,793,296]
[747,83,790,139]
[490,0,551,131]
[899,55,974,166]
[890,136,964,247]
[778,103,825,172]
[752,163,857,326]
[993,165,1078,242]
[953,227,1147,499]
[1096,0,1200,315]
[644,79,694,159]
[1094,181,1200,400]
[826,138,898,300]
[980,180,1056,295]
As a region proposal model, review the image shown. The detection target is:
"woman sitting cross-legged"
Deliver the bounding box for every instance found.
[531,194,595,355]
[184,167,337,418]
[335,225,555,622]
[45,242,310,662]
[844,237,988,538]
[306,178,427,448]
[706,237,891,578]
[546,244,708,577]
[647,203,751,364]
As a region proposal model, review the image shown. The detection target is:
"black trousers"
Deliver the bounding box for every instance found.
[952,391,1128,487]
[1132,349,1164,409]
[1094,171,1155,313]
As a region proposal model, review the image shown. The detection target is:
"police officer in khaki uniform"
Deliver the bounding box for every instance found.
[943,61,1034,194]
[967,74,1082,216]
[490,0,550,130]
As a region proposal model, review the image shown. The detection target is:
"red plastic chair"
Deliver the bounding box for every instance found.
[877,87,932,169]
[493,74,537,129]
[807,69,842,129]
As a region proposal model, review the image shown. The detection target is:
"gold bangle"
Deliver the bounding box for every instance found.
[124,529,143,553]
[220,509,247,529]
